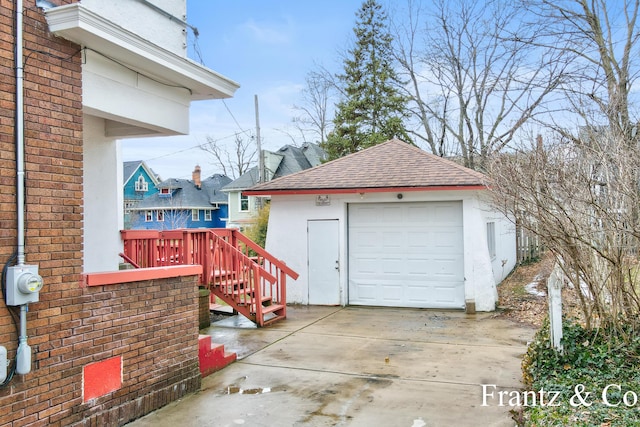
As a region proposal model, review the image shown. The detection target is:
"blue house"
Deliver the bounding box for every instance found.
[123,160,161,228]
[129,165,231,230]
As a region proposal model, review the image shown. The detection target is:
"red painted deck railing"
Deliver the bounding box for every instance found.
[120,229,298,326]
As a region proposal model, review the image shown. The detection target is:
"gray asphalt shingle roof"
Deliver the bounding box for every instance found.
[123,160,160,185]
[134,174,231,209]
[223,143,326,191]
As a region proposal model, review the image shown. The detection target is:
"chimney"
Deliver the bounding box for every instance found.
[192,165,201,189]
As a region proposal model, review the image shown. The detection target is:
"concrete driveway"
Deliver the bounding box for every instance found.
[128,306,535,427]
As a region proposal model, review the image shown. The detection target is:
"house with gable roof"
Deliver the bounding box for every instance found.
[223,142,326,229]
[129,165,231,230]
[245,139,516,312]
[123,160,161,227]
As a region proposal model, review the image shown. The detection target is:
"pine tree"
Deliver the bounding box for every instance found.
[322,0,411,161]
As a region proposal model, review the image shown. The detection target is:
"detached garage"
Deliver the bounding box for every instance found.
[245,139,516,312]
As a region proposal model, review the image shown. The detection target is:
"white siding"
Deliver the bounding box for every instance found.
[265,190,511,311]
[80,0,187,56]
[83,116,124,273]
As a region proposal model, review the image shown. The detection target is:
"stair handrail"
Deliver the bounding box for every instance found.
[208,231,276,284]
[208,231,277,325]
[229,229,299,280]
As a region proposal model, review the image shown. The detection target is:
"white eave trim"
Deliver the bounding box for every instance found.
[45,3,240,101]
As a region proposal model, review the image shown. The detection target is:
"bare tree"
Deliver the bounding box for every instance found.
[292,69,336,144]
[200,133,257,179]
[489,131,640,339]
[524,0,640,142]
[392,0,563,170]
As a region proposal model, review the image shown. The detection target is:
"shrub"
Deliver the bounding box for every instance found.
[521,319,640,426]
[244,203,270,248]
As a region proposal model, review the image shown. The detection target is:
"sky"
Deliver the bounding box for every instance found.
[121,0,367,181]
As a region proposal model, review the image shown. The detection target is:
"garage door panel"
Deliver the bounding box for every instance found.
[382,232,403,249]
[382,258,403,275]
[382,206,402,222]
[407,231,430,248]
[349,202,464,309]
[352,282,377,302]
[406,205,430,222]
[407,258,429,275]
[381,285,403,303]
[352,256,378,274]
[353,231,378,248]
[433,256,464,279]
[434,284,464,304]
[354,206,379,223]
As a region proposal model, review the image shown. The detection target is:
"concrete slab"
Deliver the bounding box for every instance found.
[127,306,535,426]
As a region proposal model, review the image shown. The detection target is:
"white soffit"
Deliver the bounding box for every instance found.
[45,3,240,101]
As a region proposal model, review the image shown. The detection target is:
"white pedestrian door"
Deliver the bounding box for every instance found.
[308,219,340,305]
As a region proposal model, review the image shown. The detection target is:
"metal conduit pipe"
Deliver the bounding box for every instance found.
[13,0,34,376]
[16,0,25,267]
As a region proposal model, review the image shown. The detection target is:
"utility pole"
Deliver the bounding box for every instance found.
[254,95,264,210]
[255,94,263,183]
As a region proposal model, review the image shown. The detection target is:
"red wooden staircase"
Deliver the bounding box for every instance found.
[120,228,299,327]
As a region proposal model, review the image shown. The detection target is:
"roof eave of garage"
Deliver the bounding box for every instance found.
[244,185,487,196]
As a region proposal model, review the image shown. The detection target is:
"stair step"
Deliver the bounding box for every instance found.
[248,303,284,314]
[198,334,236,377]
[261,303,285,315]
[214,278,246,287]
[261,314,285,327]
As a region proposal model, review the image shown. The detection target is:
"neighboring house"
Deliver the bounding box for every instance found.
[1,1,238,425]
[130,165,231,230]
[245,139,516,312]
[123,160,161,227]
[223,142,326,229]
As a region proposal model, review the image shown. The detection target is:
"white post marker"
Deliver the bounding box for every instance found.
[547,264,563,352]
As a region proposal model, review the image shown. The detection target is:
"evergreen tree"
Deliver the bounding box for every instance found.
[322,0,411,160]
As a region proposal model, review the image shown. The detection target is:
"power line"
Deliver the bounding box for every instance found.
[138,131,249,163]
[222,99,253,138]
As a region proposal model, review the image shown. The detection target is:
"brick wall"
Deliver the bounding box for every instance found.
[0,2,202,425]
[70,274,201,426]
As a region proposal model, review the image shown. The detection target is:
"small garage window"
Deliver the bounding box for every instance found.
[486,222,496,259]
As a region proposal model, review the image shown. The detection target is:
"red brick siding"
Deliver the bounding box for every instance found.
[0,1,201,425]
[65,275,201,426]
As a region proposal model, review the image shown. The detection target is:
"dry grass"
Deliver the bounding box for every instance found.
[496,253,584,327]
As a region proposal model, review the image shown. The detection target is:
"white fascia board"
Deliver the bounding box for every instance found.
[45,3,240,101]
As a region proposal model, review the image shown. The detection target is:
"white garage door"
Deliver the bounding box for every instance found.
[348,201,465,308]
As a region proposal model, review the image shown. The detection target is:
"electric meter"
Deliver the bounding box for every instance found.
[5,265,43,306]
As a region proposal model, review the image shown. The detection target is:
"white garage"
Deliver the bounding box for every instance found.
[348,202,465,308]
[245,139,516,312]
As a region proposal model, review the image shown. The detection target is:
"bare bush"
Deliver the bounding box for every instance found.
[488,131,640,339]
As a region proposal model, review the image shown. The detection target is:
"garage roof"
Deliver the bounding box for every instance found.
[245,139,487,195]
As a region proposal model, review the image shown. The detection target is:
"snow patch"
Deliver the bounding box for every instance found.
[525,281,546,297]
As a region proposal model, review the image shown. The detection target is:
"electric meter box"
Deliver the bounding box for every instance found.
[5,265,43,306]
